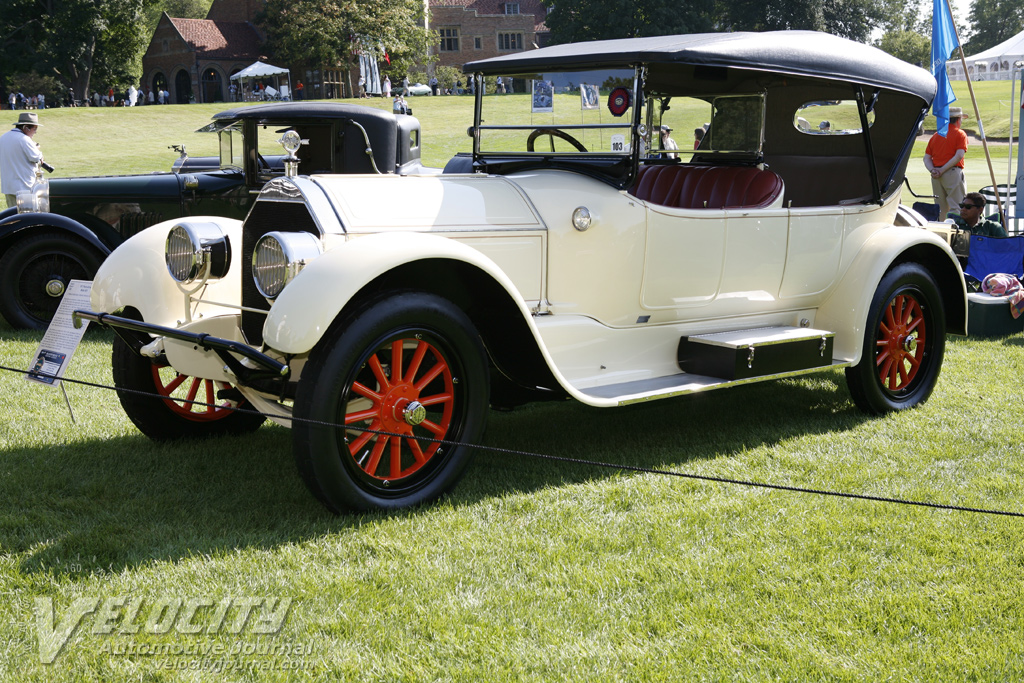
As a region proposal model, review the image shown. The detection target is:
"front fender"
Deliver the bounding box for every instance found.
[0,211,112,255]
[264,232,533,354]
[91,216,244,326]
[815,226,966,365]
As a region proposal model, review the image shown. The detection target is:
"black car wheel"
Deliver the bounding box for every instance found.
[0,231,103,330]
[845,263,945,414]
[293,292,489,513]
[112,332,266,441]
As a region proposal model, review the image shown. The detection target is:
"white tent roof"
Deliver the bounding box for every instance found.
[949,29,1024,77]
[230,61,290,80]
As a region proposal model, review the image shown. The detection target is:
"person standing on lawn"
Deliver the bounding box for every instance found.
[0,112,44,208]
[923,106,968,219]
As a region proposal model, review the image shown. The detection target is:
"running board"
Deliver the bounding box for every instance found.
[577,326,843,406]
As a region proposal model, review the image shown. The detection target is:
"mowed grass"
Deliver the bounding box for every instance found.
[2,94,1024,680]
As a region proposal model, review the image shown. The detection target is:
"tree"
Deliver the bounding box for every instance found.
[259,0,433,86]
[716,0,884,42]
[3,0,149,100]
[542,0,715,44]
[876,29,931,66]
[963,0,1024,56]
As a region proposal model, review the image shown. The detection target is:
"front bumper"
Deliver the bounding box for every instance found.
[73,310,290,385]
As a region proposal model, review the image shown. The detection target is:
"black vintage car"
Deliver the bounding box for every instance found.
[0,102,430,329]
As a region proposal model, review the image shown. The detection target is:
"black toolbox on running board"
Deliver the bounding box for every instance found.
[678,327,834,381]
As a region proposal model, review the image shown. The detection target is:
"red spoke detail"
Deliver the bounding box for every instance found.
[345,407,379,424]
[877,356,895,386]
[414,359,446,392]
[406,437,428,464]
[403,341,429,384]
[352,381,383,402]
[420,419,447,437]
[163,373,188,394]
[202,379,215,415]
[418,391,453,407]
[390,436,402,478]
[184,376,202,405]
[364,435,389,474]
[348,423,378,455]
[368,355,391,392]
[390,340,404,385]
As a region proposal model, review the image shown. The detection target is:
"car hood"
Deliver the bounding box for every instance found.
[309,174,545,233]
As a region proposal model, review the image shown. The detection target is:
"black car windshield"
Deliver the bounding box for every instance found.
[476,68,637,156]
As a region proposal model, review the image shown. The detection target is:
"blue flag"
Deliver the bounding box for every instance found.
[932,0,960,136]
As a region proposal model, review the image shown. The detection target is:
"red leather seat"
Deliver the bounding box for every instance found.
[632,164,783,210]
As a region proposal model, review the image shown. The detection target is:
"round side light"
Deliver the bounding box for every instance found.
[165,222,230,284]
[252,231,323,299]
[572,206,592,232]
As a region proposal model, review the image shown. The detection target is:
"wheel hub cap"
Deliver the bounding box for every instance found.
[402,400,427,426]
[45,278,66,297]
[901,333,917,353]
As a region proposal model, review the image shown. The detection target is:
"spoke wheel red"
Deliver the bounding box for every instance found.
[343,337,455,481]
[874,292,926,393]
[151,366,241,422]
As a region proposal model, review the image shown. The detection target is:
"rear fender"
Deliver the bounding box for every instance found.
[815,227,966,364]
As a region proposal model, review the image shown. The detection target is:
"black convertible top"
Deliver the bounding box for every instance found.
[464,31,936,103]
[211,101,396,123]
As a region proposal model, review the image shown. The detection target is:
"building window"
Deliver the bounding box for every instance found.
[474,37,482,50]
[505,3,520,13]
[497,32,523,51]
[439,27,459,52]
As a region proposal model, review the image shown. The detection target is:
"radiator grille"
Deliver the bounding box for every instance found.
[240,201,320,345]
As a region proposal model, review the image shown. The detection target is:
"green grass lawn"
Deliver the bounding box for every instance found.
[3,95,1024,680]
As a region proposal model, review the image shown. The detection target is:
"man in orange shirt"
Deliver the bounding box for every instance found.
[923,106,968,218]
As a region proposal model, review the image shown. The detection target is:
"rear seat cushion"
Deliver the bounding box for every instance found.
[632,164,784,210]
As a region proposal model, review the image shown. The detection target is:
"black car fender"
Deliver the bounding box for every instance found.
[0,211,113,259]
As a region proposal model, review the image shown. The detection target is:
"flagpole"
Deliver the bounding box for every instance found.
[945,0,1006,227]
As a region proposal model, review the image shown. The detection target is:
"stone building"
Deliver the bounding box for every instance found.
[429,0,550,72]
[141,0,264,104]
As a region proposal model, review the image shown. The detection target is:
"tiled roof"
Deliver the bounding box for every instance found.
[169,17,263,60]
[431,0,547,16]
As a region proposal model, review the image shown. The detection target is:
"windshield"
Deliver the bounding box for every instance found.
[475,68,637,156]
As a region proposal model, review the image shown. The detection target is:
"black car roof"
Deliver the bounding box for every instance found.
[464,31,936,103]
[211,102,396,123]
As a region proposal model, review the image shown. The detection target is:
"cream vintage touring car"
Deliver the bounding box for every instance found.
[77,31,966,512]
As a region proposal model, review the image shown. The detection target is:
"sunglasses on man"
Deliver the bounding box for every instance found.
[959,202,984,209]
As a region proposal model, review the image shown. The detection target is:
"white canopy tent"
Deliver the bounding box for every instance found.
[230,61,292,99]
[947,30,1024,81]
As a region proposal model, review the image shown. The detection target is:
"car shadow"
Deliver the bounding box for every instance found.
[1,371,870,577]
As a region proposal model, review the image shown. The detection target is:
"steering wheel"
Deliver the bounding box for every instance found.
[526,128,588,153]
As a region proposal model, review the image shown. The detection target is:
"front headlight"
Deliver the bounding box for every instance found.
[252,231,323,299]
[166,222,230,283]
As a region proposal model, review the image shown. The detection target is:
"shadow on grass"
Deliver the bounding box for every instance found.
[0,368,871,577]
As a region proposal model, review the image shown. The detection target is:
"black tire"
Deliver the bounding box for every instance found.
[111,332,266,441]
[293,292,489,513]
[0,231,104,330]
[845,262,945,414]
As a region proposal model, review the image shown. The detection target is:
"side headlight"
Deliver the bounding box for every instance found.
[166,222,231,283]
[252,231,323,299]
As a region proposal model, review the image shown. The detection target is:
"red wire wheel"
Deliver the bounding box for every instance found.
[874,292,926,391]
[845,263,946,414]
[111,315,266,441]
[343,336,455,480]
[151,366,240,422]
[293,292,489,512]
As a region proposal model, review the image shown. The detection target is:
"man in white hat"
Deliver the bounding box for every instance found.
[0,112,45,209]
[923,106,968,218]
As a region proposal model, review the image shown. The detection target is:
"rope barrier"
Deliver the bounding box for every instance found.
[2,361,1022,519]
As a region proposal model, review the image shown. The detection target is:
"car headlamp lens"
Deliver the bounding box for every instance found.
[252,231,322,299]
[165,222,231,283]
